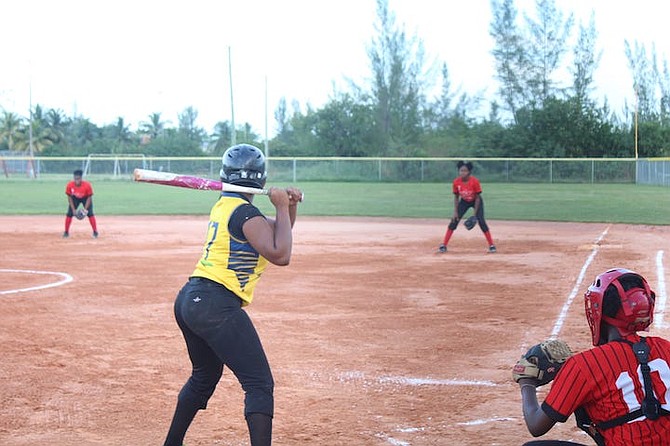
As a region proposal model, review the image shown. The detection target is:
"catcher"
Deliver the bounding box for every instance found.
[437,161,496,254]
[513,268,670,445]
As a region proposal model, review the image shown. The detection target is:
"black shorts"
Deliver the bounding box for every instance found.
[66,196,94,217]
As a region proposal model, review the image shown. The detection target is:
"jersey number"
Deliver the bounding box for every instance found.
[203,221,219,261]
[616,358,670,420]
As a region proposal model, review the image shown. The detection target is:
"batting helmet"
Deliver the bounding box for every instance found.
[220,144,267,189]
[584,268,656,346]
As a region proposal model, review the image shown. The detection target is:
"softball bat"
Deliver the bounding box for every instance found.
[133,168,303,201]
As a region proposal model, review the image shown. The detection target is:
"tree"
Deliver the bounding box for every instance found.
[426,63,480,131]
[625,41,658,121]
[490,0,526,122]
[178,106,206,145]
[523,0,574,104]
[311,92,376,156]
[209,121,233,155]
[365,0,428,155]
[571,13,601,105]
[15,115,58,154]
[140,112,168,140]
[274,97,289,135]
[0,111,24,151]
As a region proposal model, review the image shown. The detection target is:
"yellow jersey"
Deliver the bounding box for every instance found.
[191,194,269,305]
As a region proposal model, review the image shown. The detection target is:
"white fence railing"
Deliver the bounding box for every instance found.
[1,155,669,186]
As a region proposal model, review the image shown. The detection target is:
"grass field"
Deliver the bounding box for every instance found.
[1,179,669,224]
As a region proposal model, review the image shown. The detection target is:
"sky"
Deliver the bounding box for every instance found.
[1,0,669,138]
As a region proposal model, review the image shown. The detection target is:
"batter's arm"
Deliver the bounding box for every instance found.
[244,188,293,266]
[286,187,302,228]
[518,379,557,437]
[265,187,302,228]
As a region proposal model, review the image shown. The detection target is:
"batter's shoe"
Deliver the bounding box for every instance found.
[437,244,447,253]
[92,231,99,238]
[62,231,69,238]
[488,245,497,253]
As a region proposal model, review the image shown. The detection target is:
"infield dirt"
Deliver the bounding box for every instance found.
[1,216,668,445]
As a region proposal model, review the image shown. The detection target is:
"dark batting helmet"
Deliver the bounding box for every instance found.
[220,144,267,189]
[584,268,656,346]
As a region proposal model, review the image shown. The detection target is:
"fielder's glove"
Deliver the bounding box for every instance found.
[512,339,573,386]
[75,207,88,220]
[464,215,478,230]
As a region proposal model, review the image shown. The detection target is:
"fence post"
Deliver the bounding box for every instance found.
[591,160,594,183]
[293,158,297,183]
[549,160,553,183]
[378,159,382,181]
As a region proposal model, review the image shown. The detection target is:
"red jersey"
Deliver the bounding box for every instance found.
[65,180,93,199]
[543,334,670,445]
[452,176,482,203]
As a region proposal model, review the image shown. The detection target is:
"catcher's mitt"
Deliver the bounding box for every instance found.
[512,339,573,386]
[464,215,478,230]
[75,207,88,220]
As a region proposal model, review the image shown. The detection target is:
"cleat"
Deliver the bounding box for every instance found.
[62,231,69,238]
[438,244,447,253]
[92,231,99,238]
[489,245,497,253]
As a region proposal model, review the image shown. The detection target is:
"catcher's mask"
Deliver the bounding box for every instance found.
[220,144,267,189]
[584,268,655,346]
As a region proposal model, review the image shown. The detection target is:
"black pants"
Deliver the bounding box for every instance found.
[163,277,273,446]
[448,197,489,232]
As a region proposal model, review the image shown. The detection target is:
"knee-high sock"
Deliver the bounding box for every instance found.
[246,412,272,446]
[64,216,73,233]
[442,229,454,246]
[163,388,203,446]
[88,215,98,232]
[484,230,494,246]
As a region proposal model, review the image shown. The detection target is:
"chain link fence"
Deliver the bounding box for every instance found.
[1,154,668,185]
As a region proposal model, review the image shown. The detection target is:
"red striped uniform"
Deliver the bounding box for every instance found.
[543,334,670,445]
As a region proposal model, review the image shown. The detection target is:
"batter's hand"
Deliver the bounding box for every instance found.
[268,187,290,208]
[285,187,303,205]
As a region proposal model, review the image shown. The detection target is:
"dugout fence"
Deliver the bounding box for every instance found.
[1,155,669,186]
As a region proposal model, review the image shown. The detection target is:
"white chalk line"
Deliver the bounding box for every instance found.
[337,371,497,388]
[550,226,609,339]
[343,372,501,444]
[0,268,73,295]
[655,250,667,330]
[378,376,497,387]
[457,416,516,426]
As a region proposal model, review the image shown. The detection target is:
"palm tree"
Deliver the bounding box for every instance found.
[44,108,66,145]
[140,112,168,140]
[15,119,58,154]
[0,111,24,151]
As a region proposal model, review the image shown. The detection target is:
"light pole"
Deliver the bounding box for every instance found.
[28,76,35,178]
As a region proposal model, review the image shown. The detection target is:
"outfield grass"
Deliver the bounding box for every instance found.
[1,179,669,225]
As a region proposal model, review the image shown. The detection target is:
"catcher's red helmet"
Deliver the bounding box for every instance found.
[584,268,655,346]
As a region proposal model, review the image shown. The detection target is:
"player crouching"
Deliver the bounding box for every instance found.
[513,268,670,445]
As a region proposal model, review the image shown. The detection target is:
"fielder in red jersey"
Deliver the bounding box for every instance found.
[517,268,670,446]
[438,160,496,253]
[63,169,98,238]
